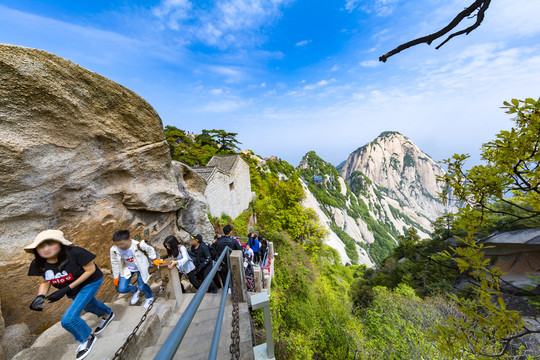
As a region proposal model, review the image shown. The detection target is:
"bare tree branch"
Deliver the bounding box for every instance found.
[380,0,492,62]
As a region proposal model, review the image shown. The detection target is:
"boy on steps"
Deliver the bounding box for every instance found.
[110,230,166,309]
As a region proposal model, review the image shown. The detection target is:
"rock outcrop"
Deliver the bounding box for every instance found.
[340,131,452,235]
[301,183,374,267]
[0,44,212,336]
[298,132,454,265]
[173,161,215,241]
[0,324,33,360]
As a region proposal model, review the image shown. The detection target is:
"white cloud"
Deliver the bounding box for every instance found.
[331,65,339,71]
[303,79,330,90]
[152,0,192,30]
[0,5,180,67]
[209,65,244,81]
[360,60,380,67]
[153,0,294,48]
[295,39,311,47]
[482,0,540,38]
[200,100,244,112]
[345,0,399,17]
[210,88,224,95]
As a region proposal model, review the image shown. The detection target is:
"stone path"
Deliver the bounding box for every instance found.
[11,290,248,360]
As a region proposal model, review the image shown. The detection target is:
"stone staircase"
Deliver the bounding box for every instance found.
[11,290,249,360]
[139,293,233,360]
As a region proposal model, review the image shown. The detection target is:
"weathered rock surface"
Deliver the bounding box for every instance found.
[0,44,211,336]
[173,161,214,241]
[340,131,454,238]
[0,299,5,334]
[301,183,374,267]
[0,324,34,360]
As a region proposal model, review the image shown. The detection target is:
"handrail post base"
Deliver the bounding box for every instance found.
[251,292,274,359]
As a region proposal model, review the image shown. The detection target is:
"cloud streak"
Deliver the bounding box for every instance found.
[345,0,399,17]
[153,0,294,48]
[295,39,311,46]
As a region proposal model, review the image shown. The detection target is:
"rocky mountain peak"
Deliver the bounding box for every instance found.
[340,131,453,233]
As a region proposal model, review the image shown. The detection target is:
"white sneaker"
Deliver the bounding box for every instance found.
[130,289,140,305]
[142,297,154,309]
[76,334,96,360]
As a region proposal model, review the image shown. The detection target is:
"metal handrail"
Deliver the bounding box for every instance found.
[153,246,231,360]
[208,269,231,359]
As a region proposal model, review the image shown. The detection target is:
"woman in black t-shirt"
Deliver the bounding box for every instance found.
[26,230,114,360]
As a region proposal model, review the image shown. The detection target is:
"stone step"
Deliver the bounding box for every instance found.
[12,299,176,360]
[13,289,240,360]
[137,292,235,360]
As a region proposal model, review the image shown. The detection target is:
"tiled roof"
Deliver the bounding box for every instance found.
[206,155,239,174]
[193,167,216,181]
[483,228,540,246]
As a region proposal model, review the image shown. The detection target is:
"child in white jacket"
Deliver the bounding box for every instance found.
[110,230,165,309]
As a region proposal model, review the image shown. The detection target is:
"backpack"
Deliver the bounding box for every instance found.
[209,243,218,261]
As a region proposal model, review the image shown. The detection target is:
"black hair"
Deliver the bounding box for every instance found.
[33,240,71,273]
[223,224,233,235]
[163,235,180,258]
[214,234,219,240]
[113,230,130,242]
[254,234,259,240]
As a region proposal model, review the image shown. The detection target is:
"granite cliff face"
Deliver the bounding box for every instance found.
[0,44,213,335]
[298,132,453,265]
[340,131,451,232]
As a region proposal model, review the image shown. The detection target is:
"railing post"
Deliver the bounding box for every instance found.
[251,292,275,359]
[159,264,183,309]
[253,266,263,293]
[229,250,248,302]
[268,242,274,261]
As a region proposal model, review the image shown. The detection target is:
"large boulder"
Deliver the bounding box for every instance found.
[0,44,209,334]
[173,161,215,242]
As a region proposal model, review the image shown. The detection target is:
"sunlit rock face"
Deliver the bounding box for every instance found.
[340,131,454,238]
[0,44,209,333]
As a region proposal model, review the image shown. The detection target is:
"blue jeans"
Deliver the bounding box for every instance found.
[118,272,153,299]
[62,277,111,343]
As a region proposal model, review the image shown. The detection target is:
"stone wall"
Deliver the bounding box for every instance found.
[204,159,253,219]
[205,170,237,218]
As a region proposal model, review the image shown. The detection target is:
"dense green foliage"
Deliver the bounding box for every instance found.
[164,126,240,166]
[163,104,540,359]
[248,154,461,359]
[430,98,540,358]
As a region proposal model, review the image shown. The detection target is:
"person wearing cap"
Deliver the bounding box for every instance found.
[26,229,113,360]
[189,234,218,293]
[109,230,166,309]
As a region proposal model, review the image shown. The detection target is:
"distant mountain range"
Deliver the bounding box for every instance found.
[297,131,454,265]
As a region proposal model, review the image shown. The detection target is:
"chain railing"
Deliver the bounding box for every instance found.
[229,269,241,360]
[112,274,169,360]
[153,247,235,360]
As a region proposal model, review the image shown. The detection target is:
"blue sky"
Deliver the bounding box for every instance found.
[1,0,540,166]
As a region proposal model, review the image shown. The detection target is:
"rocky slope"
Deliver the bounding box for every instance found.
[340,131,451,233]
[0,44,213,337]
[298,132,453,265]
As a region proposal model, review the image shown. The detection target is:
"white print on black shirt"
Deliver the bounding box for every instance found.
[44,269,74,285]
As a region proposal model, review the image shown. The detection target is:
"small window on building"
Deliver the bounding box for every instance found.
[229,182,235,191]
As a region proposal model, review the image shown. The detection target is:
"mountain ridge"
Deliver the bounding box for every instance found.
[297,131,453,265]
